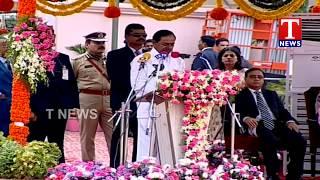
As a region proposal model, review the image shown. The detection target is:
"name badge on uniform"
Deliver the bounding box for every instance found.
[62,66,69,80]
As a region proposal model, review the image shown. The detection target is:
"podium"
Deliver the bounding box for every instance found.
[136,91,214,166]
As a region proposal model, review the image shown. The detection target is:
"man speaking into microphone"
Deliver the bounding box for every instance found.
[130,30,185,161]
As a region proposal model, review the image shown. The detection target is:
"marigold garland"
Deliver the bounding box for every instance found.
[234,0,305,20]
[129,0,206,21]
[36,0,95,16]
[17,0,36,18]
[8,75,31,145]
[9,0,35,145]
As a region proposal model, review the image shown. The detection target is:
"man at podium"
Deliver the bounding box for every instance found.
[130,30,185,161]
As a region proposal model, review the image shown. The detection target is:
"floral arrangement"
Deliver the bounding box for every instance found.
[158,70,240,161]
[46,153,264,179]
[211,158,264,179]
[8,16,58,87]
[0,133,61,179]
[7,16,58,144]
[46,161,117,180]
[116,157,167,179]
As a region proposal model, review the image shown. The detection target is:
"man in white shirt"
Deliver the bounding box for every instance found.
[130,30,185,160]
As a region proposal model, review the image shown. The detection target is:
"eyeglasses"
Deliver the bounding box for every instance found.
[130,34,147,38]
[248,75,264,79]
[223,54,235,58]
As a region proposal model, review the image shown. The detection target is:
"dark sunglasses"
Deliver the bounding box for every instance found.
[130,34,147,38]
[248,75,264,79]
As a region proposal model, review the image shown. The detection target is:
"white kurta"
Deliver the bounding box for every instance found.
[130,48,185,161]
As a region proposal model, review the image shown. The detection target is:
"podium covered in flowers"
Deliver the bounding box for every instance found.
[151,70,240,166]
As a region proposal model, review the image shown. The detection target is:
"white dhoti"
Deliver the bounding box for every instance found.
[136,102,152,161]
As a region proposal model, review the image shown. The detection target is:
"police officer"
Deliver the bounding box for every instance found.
[73,32,113,161]
[130,30,185,160]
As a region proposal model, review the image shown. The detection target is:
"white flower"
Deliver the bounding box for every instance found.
[49,174,57,179]
[147,172,165,179]
[185,169,193,175]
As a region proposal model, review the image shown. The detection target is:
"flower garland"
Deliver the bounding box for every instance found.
[8,75,31,145]
[36,0,95,16]
[248,0,292,10]
[7,15,57,144]
[142,0,192,10]
[234,0,305,20]
[158,70,240,161]
[17,0,36,18]
[129,0,206,21]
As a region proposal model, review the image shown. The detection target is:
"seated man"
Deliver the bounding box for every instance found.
[235,68,306,180]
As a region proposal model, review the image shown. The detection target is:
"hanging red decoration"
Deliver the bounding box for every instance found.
[210,0,228,20]
[312,0,320,13]
[210,7,228,20]
[104,0,121,18]
[0,0,14,12]
[104,6,121,18]
[312,6,320,13]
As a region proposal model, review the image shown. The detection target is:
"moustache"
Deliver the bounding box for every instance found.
[137,38,145,42]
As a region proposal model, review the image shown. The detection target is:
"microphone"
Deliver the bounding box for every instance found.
[138,52,151,70]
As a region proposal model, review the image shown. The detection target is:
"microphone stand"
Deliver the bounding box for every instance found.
[146,59,163,136]
[107,67,158,165]
[225,98,244,159]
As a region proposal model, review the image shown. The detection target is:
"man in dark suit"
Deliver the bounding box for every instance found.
[235,68,306,180]
[191,35,218,70]
[29,53,79,163]
[0,39,12,137]
[107,23,146,168]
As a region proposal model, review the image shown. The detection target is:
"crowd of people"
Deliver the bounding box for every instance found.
[0,23,310,180]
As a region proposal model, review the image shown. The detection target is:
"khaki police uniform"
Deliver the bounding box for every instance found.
[73,52,113,161]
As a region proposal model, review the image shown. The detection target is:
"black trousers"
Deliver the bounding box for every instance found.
[109,105,138,168]
[257,123,306,179]
[28,110,68,164]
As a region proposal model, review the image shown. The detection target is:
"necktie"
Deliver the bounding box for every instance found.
[134,50,141,57]
[254,91,274,130]
[5,60,12,74]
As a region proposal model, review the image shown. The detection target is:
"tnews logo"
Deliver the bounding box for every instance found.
[278,18,302,47]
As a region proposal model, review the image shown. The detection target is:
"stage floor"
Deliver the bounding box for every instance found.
[64,131,133,165]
